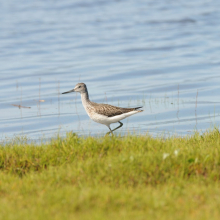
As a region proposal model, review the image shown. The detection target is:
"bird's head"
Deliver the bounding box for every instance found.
[62,83,87,94]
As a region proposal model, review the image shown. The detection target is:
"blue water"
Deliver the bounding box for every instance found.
[1,0,220,141]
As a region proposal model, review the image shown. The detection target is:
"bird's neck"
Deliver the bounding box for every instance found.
[81,89,90,107]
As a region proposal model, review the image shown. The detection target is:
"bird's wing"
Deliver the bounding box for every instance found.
[92,103,142,117]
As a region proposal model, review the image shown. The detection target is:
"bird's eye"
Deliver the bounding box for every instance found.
[78,86,81,88]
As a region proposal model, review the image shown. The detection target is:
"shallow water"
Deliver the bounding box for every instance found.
[1,0,220,141]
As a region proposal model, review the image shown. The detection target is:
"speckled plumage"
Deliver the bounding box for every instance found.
[88,102,143,117]
[62,83,143,135]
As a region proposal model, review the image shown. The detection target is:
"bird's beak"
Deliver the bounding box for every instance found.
[62,89,75,94]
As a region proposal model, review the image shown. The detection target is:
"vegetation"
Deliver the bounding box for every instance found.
[1,129,220,220]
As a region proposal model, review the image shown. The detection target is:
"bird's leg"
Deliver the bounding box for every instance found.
[111,121,123,132]
[106,126,114,136]
[105,122,123,136]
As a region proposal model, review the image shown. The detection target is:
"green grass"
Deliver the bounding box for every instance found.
[1,130,220,220]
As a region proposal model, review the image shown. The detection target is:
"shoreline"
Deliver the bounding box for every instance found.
[0,130,220,219]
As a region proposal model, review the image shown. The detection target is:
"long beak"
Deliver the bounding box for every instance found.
[62,89,75,94]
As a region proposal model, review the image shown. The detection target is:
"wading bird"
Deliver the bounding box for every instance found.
[62,83,143,135]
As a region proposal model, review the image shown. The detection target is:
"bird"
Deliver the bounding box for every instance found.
[62,83,143,135]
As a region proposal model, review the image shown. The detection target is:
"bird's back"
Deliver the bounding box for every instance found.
[89,102,143,117]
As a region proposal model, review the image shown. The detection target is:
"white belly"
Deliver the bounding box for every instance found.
[88,111,139,126]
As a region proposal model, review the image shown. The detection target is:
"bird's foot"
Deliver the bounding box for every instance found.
[105,131,114,136]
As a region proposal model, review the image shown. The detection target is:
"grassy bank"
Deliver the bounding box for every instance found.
[1,130,220,220]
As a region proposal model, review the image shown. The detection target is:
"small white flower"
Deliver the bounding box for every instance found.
[174,149,179,156]
[163,153,169,160]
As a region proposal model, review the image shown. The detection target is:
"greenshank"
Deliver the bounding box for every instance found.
[62,83,143,135]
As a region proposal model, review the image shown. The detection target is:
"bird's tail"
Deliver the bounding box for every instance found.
[135,106,144,112]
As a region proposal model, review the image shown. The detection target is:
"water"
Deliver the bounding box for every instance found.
[1,0,220,141]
